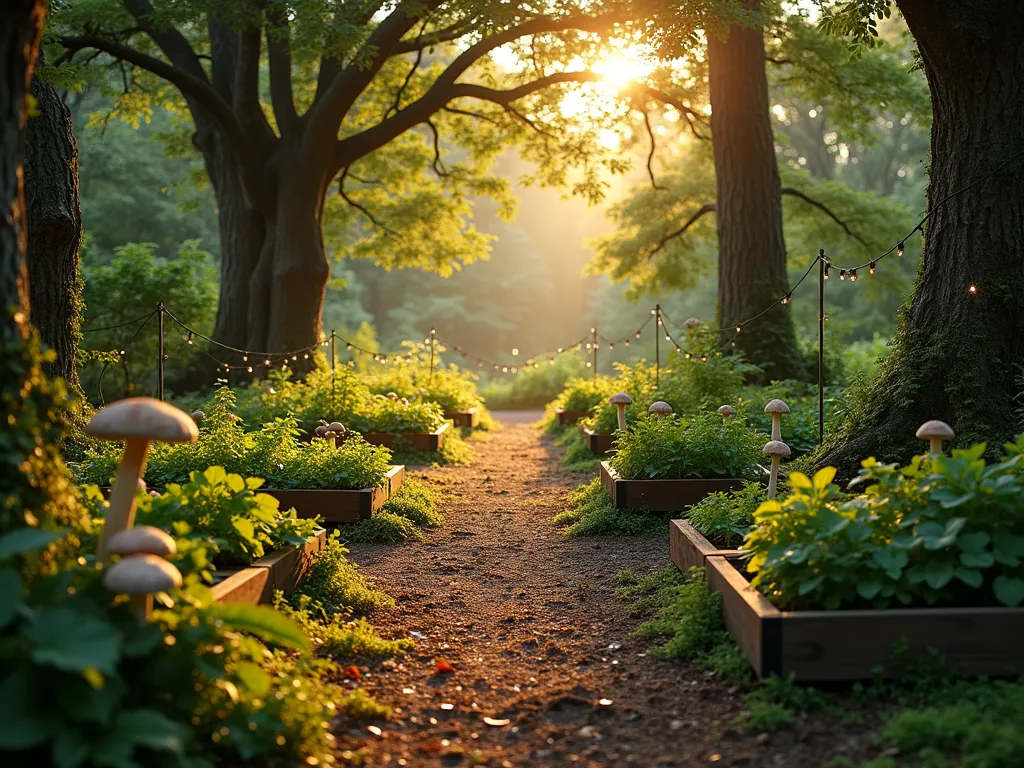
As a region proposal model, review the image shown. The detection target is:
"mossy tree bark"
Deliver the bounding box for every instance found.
[708,0,807,382]
[25,72,84,393]
[816,0,1024,476]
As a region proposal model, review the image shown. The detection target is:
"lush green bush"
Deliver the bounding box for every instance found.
[541,374,620,433]
[481,354,587,410]
[278,597,414,660]
[746,441,1024,610]
[349,395,445,434]
[361,344,483,414]
[553,428,601,472]
[554,479,667,536]
[739,380,841,456]
[129,467,320,566]
[379,479,443,526]
[292,535,393,616]
[76,387,393,490]
[611,412,765,481]
[688,482,768,548]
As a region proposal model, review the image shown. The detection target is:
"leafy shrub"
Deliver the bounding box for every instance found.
[361,346,483,414]
[379,479,443,526]
[611,411,765,481]
[341,512,424,544]
[740,379,838,456]
[0,529,342,768]
[292,535,393,616]
[278,597,414,659]
[746,441,1024,610]
[129,466,320,566]
[554,428,601,472]
[349,395,446,434]
[541,375,620,433]
[555,479,666,536]
[688,482,768,548]
[75,386,393,490]
[481,354,587,410]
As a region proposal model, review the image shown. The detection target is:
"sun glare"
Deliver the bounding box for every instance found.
[593,51,656,88]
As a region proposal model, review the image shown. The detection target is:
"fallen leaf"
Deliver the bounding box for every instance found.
[342,666,361,681]
[483,717,511,727]
[435,658,456,674]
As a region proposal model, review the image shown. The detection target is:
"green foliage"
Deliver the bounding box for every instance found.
[379,480,443,527]
[481,355,588,410]
[79,241,218,403]
[746,442,1024,610]
[127,467,320,566]
[341,512,424,544]
[292,534,393,616]
[615,567,748,683]
[336,688,393,721]
[76,386,393,490]
[554,428,601,473]
[688,482,768,548]
[741,379,836,456]
[361,348,483,414]
[555,479,666,537]
[0,528,342,767]
[611,412,765,481]
[541,374,620,434]
[278,597,414,660]
[352,396,445,434]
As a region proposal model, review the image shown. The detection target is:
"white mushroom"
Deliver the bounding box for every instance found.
[717,405,737,422]
[683,318,702,330]
[386,392,399,401]
[763,440,791,499]
[314,424,329,438]
[190,410,204,424]
[916,420,954,458]
[88,398,197,561]
[106,526,177,558]
[764,399,790,441]
[648,401,673,419]
[610,393,633,431]
[104,553,182,623]
[328,421,346,435]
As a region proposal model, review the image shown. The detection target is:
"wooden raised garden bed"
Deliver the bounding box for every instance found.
[212,529,327,605]
[670,520,742,574]
[556,409,590,426]
[352,422,450,452]
[599,461,746,513]
[580,425,615,455]
[705,553,1024,681]
[445,408,480,429]
[262,465,405,523]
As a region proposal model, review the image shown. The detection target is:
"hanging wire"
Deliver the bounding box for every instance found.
[96,310,156,404]
[81,308,160,334]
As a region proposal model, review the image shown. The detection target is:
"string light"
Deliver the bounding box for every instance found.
[840,269,847,281]
[969,284,978,295]
[898,241,905,257]
[849,269,858,282]
[869,262,876,275]
[512,348,519,356]
[781,295,791,305]
[824,265,830,279]
[185,332,194,344]
[735,326,742,334]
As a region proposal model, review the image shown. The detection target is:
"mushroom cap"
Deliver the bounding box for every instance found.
[314,424,328,437]
[417,388,428,396]
[763,440,792,458]
[717,405,737,417]
[190,410,204,423]
[328,421,346,433]
[401,398,410,407]
[88,398,198,443]
[136,478,147,492]
[386,392,399,400]
[106,525,177,558]
[648,401,673,415]
[683,317,702,329]
[764,399,791,415]
[610,392,633,406]
[916,420,954,440]
[104,554,182,595]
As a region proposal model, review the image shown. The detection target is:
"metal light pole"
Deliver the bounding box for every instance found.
[655,304,661,387]
[157,302,165,401]
[591,327,598,377]
[818,249,826,445]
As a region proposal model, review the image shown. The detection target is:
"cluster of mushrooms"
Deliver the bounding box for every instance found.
[87,397,199,622]
[314,421,348,440]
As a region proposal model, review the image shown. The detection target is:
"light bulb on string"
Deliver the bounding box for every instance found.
[898,241,905,257]
[303,353,309,359]
[824,265,830,280]
[264,359,271,365]
[624,339,630,347]
[247,366,253,373]
[185,332,194,344]
[346,343,353,350]
[869,262,876,275]
[840,269,847,281]
[850,269,858,282]
[502,366,508,373]
[586,343,592,350]
[557,348,563,353]
[969,284,978,295]
[586,361,592,368]
[781,294,791,305]
[635,331,641,339]
[609,343,615,350]
[243,354,248,362]
[512,348,519,356]
[665,334,671,342]
[291,355,298,361]
[735,325,742,334]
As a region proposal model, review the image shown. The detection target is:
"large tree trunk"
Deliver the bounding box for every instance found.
[817,0,1024,476]
[709,0,807,382]
[25,73,83,392]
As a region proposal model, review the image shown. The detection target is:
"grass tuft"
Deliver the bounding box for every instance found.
[292,536,393,616]
[380,478,443,526]
[341,512,424,544]
[338,688,393,720]
[280,596,415,659]
[555,479,666,537]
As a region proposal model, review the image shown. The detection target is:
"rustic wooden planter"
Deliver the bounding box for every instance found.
[670,520,742,574]
[556,409,591,425]
[212,529,327,605]
[599,462,746,513]
[262,465,405,523]
[706,554,1024,681]
[445,408,480,429]
[580,426,615,455]
[351,422,450,452]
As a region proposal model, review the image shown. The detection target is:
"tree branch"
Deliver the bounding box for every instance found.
[337,167,398,236]
[650,203,717,258]
[624,83,711,142]
[391,19,477,54]
[781,187,872,248]
[640,108,665,191]
[385,42,423,120]
[426,119,449,177]
[266,5,299,136]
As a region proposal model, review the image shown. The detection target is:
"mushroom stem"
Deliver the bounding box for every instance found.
[929,438,943,458]
[615,404,627,432]
[771,414,781,441]
[129,593,153,624]
[99,439,151,560]
[768,456,781,498]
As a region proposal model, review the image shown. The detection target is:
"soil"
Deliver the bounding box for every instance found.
[336,412,879,767]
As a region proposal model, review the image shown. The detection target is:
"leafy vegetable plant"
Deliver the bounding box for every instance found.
[746,439,1024,610]
[611,411,765,481]
[688,482,768,548]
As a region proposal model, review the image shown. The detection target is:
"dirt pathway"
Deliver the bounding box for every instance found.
[337,413,846,767]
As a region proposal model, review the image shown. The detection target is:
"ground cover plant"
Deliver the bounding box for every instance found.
[292,535,395,616]
[541,375,620,433]
[746,440,1024,611]
[610,411,765,481]
[687,481,769,548]
[76,386,394,490]
[554,478,667,536]
[360,344,486,416]
[481,355,588,410]
[339,479,444,544]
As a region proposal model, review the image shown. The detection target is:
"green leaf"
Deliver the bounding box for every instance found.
[788,472,812,489]
[233,661,271,697]
[954,568,984,588]
[0,667,54,749]
[813,467,837,489]
[112,709,188,754]
[0,527,62,559]
[856,581,882,600]
[956,531,991,553]
[205,603,309,652]
[0,568,23,630]
[53,729,89,768]
[959,551,994,568]
[993,576,1024,607]
[797,573,825,595]
[25,607,121,675]
[231,517,255,543]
